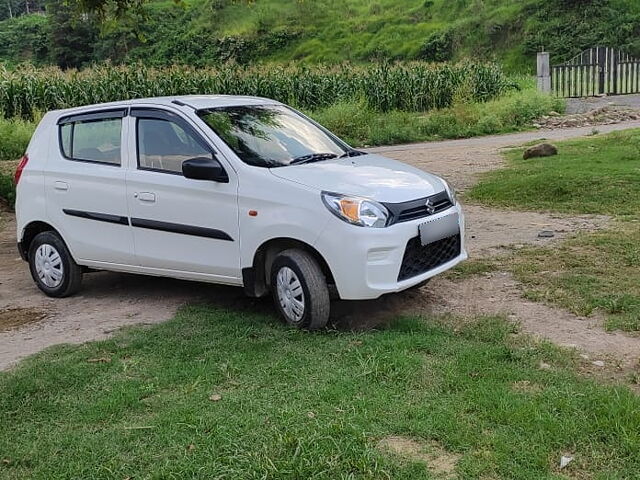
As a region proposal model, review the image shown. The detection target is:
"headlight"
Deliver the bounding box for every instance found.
[443,180,457,205]
[321,191,389,228]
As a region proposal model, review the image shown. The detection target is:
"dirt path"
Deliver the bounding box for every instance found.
[2,121,640,371]
[566,94,640,114]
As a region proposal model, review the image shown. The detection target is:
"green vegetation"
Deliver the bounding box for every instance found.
[468,130,640,216]
[2,0,640,70]
[313,88,564,146]
[509,225,640,332]
[0,172,14,206]
[0,62,514,119]
[0,116,35,160]
[467,130,640,331]
[0,83,564,206]
[445,259,497,281]
[0,116,33,206]
[2,306,640,478]
[0,14,48,66]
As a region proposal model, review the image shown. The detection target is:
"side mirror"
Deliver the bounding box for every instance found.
[182,157,229,183]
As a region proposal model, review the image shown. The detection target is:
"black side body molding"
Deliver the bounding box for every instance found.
[130,218,234,241]
[63,209,129,226]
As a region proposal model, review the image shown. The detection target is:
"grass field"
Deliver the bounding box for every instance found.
[3,0,639,72]
[2,307,640,479]
[467,130,640,331]
[467,130,640,216]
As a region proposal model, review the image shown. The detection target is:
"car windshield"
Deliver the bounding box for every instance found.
[197,105,350,168]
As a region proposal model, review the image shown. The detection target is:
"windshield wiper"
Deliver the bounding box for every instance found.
[338,149,367,158]
[289,153,339,165]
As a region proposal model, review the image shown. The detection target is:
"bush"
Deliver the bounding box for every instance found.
[0,172,15,207]
[309,100,374,146]
[310,88,565,147]
[0,116,35,160]
[420,88,564,139]
[419,29,454,62]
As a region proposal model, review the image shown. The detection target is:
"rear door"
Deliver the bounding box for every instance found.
[124,107,241,283]
[45,109,134,265]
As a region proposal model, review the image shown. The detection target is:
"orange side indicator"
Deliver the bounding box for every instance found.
[338,199,360,223]
[248,210,258,217]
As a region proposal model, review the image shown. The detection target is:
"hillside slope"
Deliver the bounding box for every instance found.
[0,0,639,71]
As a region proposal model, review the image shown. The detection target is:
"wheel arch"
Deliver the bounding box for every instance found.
[18,221,64,261]
[243,237,334,298]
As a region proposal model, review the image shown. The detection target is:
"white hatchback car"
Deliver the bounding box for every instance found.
[15,95,466,329]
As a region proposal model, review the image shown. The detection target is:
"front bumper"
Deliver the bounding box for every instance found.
[315,204,467,300]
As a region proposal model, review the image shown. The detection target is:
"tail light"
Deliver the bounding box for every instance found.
[14,154,29,185]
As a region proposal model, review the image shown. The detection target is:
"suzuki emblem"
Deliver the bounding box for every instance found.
[425,198,436,215]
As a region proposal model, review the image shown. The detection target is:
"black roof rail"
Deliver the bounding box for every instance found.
[171,99,196,109]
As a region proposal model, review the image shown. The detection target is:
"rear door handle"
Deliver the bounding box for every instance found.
[136,192,156,203]
[54,181,69,191]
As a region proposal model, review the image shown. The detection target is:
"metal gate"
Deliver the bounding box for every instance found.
[551,47,640,98]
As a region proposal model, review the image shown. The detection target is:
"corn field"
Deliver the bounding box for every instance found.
[0,62,515,119]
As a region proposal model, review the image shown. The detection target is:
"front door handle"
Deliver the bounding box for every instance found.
[136,192,156,203]
[54,181,69,191]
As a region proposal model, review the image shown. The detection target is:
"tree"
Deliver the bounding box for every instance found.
[1,0,45,21]
[47,0,97,68]
[67,0,156,20]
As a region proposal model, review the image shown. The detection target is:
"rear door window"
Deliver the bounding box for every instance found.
[59,113,123,166]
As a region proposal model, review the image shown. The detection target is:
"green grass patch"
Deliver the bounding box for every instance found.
[1,307,640,478]
[446,259,498,281]
[505,223,640,332]
[311,88,564,147]
[467,129,640,216]
[467,130,640,331]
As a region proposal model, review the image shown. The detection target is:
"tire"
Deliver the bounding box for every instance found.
[270,249,330,330]
[28,231,83,298]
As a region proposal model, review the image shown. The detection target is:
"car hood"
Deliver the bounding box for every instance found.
[269,154,445,203]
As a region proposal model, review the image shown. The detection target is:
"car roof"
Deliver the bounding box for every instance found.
[51,95,281,117]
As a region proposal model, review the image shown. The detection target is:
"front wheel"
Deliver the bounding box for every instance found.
[271,249,330,330]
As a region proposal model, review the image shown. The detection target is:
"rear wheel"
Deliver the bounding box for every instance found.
[270,249,330,330]
[28,231,82,297]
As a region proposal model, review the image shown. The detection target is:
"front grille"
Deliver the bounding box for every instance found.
[397,234,461,281]
[384,191,453,225]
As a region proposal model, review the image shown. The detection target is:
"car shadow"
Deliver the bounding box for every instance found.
[77,271,419,333]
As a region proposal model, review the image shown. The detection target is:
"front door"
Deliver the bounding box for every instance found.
[124,108,241,283]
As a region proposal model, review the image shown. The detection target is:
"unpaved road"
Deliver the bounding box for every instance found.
[566,94,640,114]
[2,120,640,370]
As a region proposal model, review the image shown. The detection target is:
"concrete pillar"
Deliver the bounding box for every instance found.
[537,52,551,93]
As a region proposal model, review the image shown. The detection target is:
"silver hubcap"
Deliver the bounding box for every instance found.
[276,266,305,322]
[34,244,64,288]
